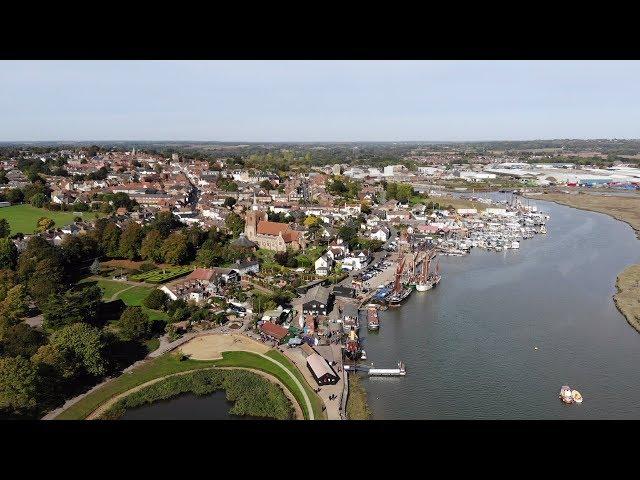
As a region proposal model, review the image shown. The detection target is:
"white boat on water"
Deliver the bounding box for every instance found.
[511,241,520,249]
[415,280,433,292]
[540,225,547,234]
[360,350,367,361]
[559,385,574,404]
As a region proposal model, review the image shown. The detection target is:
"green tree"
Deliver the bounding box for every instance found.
[0,219,10,238]
[161,232,189,265]
[0,284,28,325]
[117,306,151,341]
[28,257,65,306]
[0,356,42,416]
[5,188,24,204]
[140,229,164,262]
[143,289,168,310]
[101,222,121,258]
[0,238,17,270]
[225,212,245,238]
[223,197,237,208]
[48,323,107,377]
[118,221,143,260]
[0,324,45,358]
[30,192,48,208]
[41,285,102,331]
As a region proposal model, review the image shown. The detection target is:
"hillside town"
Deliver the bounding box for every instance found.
[1,142,640,420]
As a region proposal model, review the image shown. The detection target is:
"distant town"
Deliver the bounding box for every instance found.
[1,139,640,420]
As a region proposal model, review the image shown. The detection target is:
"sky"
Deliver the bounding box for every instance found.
[1,60,640,142]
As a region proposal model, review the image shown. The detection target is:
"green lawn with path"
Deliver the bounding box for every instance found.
[265,349,326,420]
[80,277,168,321]
[0,204,96,234]
[54,350,319,420]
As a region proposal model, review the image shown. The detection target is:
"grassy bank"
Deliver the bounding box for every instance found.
[54,350,315,420]
[101,369,294,420]
[533,192,640,333]
[614,265,640,334]
[0,204,96,234]
[265,350,326,420]
[537,192,640,237]
[346,373,372,420]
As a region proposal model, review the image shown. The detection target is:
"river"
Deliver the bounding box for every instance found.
[360,195,640,419]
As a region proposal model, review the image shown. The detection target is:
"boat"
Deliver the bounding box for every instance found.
[344,327,361,360]
[388,287,412,305]
[415,280,433,292]
[540,225,547,234]
[511,241,520,249]
[360,350,367,361]
[367,308,380,330]
[571,390,583,403]
[559,385,574,404]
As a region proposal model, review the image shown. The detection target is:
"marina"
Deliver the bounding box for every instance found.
[356,195,640,419]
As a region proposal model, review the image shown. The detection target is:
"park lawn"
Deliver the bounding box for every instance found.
[80,278,169,322]
[81,278,133,300]
[265,349,326,420]
[0,204,96,234]
[114,285,169,322]
[55,350,313,420]
[116,285,154,306]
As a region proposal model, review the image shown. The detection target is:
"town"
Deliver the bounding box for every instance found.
[1,140,640,420]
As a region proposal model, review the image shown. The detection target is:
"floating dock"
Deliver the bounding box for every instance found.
[344,362,406,376]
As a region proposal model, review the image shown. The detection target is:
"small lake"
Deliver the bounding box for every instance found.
[119,391,260,420]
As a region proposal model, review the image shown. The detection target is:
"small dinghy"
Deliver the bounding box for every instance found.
[571,390,583,404]
[559,385,574,404]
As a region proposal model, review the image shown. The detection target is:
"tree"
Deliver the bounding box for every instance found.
[28,257,65,306]
[101,222,121,258]
[48,323,107,377]
[0,219,10,238]
[140,229,164,262]
[89,258,100,275]
[5,188,24,204]
[0,356,42,416]
[225,212,245,238]
[0,324,45,358]
[0,284,28,325]
[0,269,17,302]
[30,192,48,208]
[143,289,168,310]
[161,232,189,265]
[41,285,102,330]
[260,179,273,190]
[0,238,17,270]
[117,306,151,341]
[118,221,143,260]
[35,217,55,233]
[223,197,237,209]
[150,211,181,237]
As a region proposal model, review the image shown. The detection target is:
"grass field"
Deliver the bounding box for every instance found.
[265,349,325,420]
[0,204,96,234]
[54,350,317,420]
[81,278,168,321]
[82,278,133,299]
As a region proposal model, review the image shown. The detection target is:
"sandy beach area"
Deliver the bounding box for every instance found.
[179,333,270,360]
